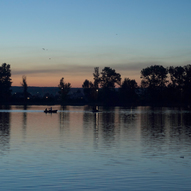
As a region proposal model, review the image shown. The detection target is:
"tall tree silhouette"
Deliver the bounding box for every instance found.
[0,63,12,102]
[100,67,121,105]
[100,67,121,89]
[168,65,191,104]
[183,64,191,104]
[82,79,95,102]
[58,77,71,104]
[169,66,185,88]
[82,68,100,103]
[93,67,100,102]
[120,78,138,104]
[21,75,28,103]
[141,65,168,103]
[168,66,185,103]
[93,67,100,89]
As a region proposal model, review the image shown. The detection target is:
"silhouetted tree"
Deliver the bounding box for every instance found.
[140,65,168,103]
[141,65,168,88]
[100,67,121,89]
[21,75,28,103]
[0,63,12,102]
[92,67,101,103]
[183,64,191,104]
[82,68,100,103]
[168,65,191,104]
[168,66,185,103]
[93,67,100,89]
[58,77,71,104]
[120,78,138,104]
[82,79,94,89]
[100,67,121,105]
[169,66,185,88]
[82,79,96,102]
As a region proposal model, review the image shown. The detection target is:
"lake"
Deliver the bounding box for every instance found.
[0,105,191,190]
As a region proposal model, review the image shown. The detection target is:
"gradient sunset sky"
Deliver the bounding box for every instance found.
[1,0,191,87]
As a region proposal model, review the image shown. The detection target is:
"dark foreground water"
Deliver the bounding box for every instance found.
[0,105,191,190]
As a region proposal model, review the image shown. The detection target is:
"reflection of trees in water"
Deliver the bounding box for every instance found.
[168,108,184,137]
[122,114,135,124]
[59,106,70,135]
[83,107,91,125]
[140,107,191,156]
[100,110,117,148]
[82,106,122,149]
[140,107,166,156]
[84,107,138,149]
[22,112,27,140]
[168,108,191,143]
[120,107,137,126]
[117,108,137,143]
[83,105,99,129]
[93,113,99,145]
[93,112,99,130]
[166,109,191,155]
[20,105,30,140]
[182,113,191,138]
[0,112,10,153]
[15,105,31,110]
[141,107,166,138]
[82,110,100,149]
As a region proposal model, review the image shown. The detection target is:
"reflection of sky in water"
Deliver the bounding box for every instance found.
[0,106,190,190]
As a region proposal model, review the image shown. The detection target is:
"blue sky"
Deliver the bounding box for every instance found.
[1,0,191,87]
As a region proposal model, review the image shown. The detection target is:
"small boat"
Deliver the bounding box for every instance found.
[44,109,57,113]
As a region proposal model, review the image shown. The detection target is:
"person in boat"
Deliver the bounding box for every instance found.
[44,108,48,112]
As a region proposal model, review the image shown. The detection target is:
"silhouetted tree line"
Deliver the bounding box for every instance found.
[82,65,191,106]
[140,65,191,105]
[0,63,12,103]
[1,62,191,106]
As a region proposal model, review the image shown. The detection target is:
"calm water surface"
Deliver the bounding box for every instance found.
[0,105,191,190]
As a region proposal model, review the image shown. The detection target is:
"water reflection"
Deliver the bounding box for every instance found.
[93,112,99,130]
[59,106,71,145]
[0,111,10,154]
[141,107,166,137]
[59,106,70,127]
[140,107,191,158]
[121,108,136,125]
[167,108,191,152]
[0,106,191,190]
[15,104,31,110]
[140,107,166,157]
[99,107,120,149]
[93,112,99,149]
[81,106,140,150]
[20,105,32,141]
[101,109,116,147]
[22,111,27,140]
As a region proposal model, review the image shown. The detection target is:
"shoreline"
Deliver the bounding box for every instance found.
[0,101,190,108]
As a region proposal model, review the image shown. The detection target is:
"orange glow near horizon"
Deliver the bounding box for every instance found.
[11,74,95,88]
[11,70,141,87]
[12,76,141,87]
